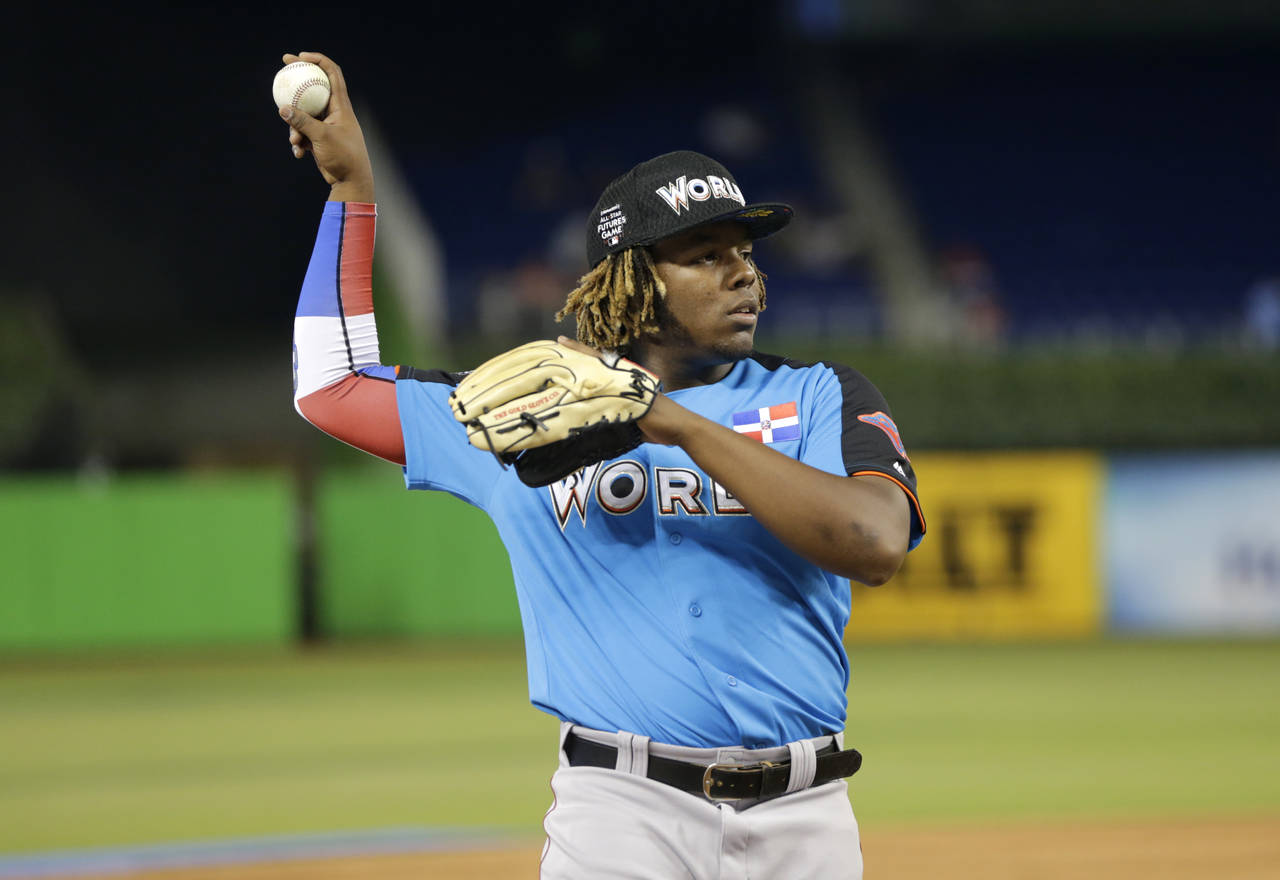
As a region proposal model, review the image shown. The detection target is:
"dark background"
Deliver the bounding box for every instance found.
[3,1,1279,470]
[3,3,800,365]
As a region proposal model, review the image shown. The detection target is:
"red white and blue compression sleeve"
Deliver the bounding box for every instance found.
[292,201,406,464]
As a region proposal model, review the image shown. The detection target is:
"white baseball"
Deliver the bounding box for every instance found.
[273,61,331,117]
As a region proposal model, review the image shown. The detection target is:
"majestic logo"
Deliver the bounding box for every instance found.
[858,411,909,460]
[733,402,800,444]
[548,460,748,529]
[597,203,626,246]
[655,174,746,215]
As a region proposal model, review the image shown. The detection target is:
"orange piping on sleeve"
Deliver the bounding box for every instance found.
[850,470,927,535]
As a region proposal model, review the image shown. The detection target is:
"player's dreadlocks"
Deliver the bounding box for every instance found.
[555,246,767,354]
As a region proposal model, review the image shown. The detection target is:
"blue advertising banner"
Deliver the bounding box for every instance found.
[1107,452,1280,633]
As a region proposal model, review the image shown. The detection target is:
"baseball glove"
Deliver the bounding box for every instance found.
[449,340,661,487]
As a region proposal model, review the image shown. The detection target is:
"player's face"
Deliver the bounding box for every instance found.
[648,221,761,364]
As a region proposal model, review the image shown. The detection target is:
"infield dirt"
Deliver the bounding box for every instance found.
[41,815,1280,880]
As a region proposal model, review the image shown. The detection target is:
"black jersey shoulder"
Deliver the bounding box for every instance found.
[749,350,901,468]
[749,351,924,544]
[396,366,468,386]
[747,351,891,413]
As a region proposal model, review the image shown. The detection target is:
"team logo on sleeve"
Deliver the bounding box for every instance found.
[857,411,909,459]
[732,402,800,444]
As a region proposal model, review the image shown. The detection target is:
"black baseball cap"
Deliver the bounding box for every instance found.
[585,150,794,268]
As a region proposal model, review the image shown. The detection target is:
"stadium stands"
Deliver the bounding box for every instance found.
[403,70,882,343]
[852,42,1279,342]
[405,41,1278,346]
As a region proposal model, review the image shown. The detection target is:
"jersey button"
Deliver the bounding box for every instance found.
[727,675,738,687]
[689,604,702,617]
[669,532,683,545]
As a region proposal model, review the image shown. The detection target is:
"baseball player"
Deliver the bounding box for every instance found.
[280,51,925,880]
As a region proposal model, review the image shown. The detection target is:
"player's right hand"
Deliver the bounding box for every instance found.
[279,51,374,200]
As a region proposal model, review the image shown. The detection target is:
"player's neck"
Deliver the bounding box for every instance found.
[630,342,735,392]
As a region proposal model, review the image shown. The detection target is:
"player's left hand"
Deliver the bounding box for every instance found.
[449,338,661,486]
[556,336,687,446]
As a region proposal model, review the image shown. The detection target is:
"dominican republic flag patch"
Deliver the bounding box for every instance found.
[733,402,800,443]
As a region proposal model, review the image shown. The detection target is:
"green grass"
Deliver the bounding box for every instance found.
[1,641,553,853]
[2,637,1278,853]
[845,638,1280,826]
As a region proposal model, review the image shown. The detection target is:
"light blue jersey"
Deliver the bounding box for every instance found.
[396,353,924,750]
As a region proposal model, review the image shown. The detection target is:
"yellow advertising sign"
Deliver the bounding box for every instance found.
[847,451,1102,640]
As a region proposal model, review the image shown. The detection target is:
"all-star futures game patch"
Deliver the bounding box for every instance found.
[597,204,626,246]
[584,150,793,268]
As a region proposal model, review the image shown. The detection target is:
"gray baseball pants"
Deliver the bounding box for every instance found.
[540,722,863,879]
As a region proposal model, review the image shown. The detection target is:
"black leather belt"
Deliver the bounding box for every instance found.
[564,731,862,801]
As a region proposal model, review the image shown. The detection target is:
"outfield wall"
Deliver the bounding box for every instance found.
[2,451,1278,649]
[0,472,296,650]
[1106,452,1280,633]
[846,451,1103,640]
[316,467,518,637]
